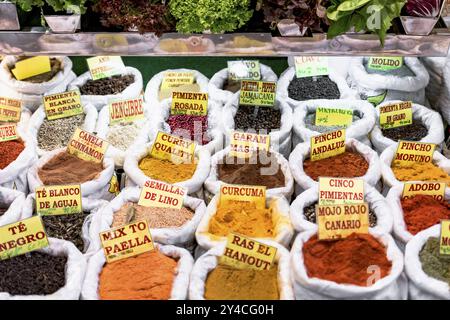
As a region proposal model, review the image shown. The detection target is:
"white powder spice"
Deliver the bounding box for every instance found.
[106,121,143,151]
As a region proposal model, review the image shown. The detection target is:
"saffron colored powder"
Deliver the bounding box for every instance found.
[138,156,197,184]
[391,161,450,186]
[0,139,25,169]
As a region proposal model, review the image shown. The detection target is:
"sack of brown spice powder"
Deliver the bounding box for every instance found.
[0,187,25,226]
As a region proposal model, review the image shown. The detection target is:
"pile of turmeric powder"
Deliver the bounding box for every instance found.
[391,160,450,186]
[138,155,197,184]
[208,200,274,238]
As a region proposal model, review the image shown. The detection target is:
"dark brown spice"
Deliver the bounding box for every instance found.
[0,207,7,216]
[381,122,428,142]
[80,74,135,95]
[234,105,281,132]
[223,79,241,93]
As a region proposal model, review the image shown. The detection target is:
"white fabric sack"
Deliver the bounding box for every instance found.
[81,244,194,300]
[208,63,277,106]
[370,101,445,153]
[27,147,116,200]
[123,142,211,195]
[0,125,37,193]
[380,144,450,190]
[289,138,381,191]
[144,68,209,107]
[152,98,224,155]
[405,224,450,300]
[68,67,143,111]
[0,56,76,112]
[195,194,293,250]
[0,238,86,300]
[290,184,393,235]
[436,56,450,125]
[290,229,407,300]
[91,186,206,249]
[387,184,450,249]
[21,193,107,257]
[347,57,430,106]
[204,147,294,203]
[28,103,98,157]
[189,242,294,300]
[0,187,25,226]
[95,102,153,167]
[221,93,293,159]
[293,99,375,143]
[276,66,358,110]
[421,57,446,109]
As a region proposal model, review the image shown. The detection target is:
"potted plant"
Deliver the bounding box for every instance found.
[401,0,445,35]
[0,1,20,30]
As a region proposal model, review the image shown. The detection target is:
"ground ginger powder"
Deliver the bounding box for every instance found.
[391,160,450,185]
[208,200,274,238]
[138,155,197,184]
[204,264,279,300]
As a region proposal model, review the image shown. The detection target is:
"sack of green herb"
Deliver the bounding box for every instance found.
[208,63,277,107]
[405,225,450,300]
[0,187,25,226]
[370,101,445,154]
[347,57,430,106]
[0,56,76,112]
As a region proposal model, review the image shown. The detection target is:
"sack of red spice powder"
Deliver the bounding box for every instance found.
[81,243,193,300]
[189,241,294,300]
[290,230,407,300]
[0,187,25,226]
[405,225,450,300]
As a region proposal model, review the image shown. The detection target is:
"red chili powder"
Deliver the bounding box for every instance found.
[0,139,25,170]
[401,195,450,235]
[302,233,392,286]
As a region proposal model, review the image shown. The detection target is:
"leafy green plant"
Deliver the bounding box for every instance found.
[169,0,253,33]
[13,0,87,13]
[326,0,406,45]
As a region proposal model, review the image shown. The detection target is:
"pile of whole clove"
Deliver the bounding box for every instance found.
[80,74,135,95]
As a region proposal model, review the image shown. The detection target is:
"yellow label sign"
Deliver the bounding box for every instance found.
[11,56,51,81]
[138,179,187,209]
[160,71,195,90]
[219,184,266,210]
[220,233,277,271]
[315,107,353,127]
[67,128,109,164]
[109,96,145,125]
[150,131,196,164]
[402,182,446,202]
[228,60,261,81]
[229,131,270,158]
[239,81,276,107]
[394,141,436,164]
[35,184,82,216]
[43,90,83,121]
[317,203,370,240]
[440,220,450,255]
[318,177,365,206]
[170,92,208,116]
[87,56,126,81]
[0,216,49,260]
[310,129,346,162]
[100,219,154,263]
[368,56,403,71]
[0,123,18,142]
[379,101,413,129]
[0,97,21,123]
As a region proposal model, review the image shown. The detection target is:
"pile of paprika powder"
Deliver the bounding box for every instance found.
[0,139,25,170]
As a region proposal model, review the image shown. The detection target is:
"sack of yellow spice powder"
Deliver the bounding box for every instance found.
[189,241,294,300]
[81,243,193,300]
[195,193,293,250]
[405,225,450,300]
[91,186,206,249]
[380,144,450,192]
[123,141,211,197]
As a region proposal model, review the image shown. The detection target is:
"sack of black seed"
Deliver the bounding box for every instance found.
[289,184,393,234]
[370,101,445,154]
[68,67,143,110]
[21,193,107,257]
[208,63,277,107]
[347,57,430,106]
[0,238,86,300]
[292,99,375,146]
[29,103,98,157]
[221,92,293,158]
[277,66,357,110]
[144,68,209,108]
[0,187,25,226]
[0,56,76,112]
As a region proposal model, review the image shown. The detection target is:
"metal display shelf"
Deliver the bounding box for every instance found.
[0,31,449,57]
